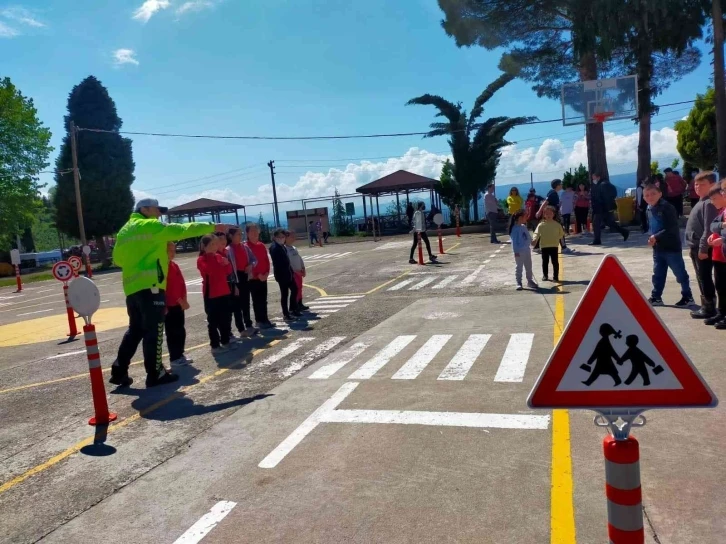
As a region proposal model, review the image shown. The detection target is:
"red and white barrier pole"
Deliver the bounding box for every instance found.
[603,435,644,544]
[456,214,461,238]
[438,226,445,255]
[417,232,425,265]
[85,255,93,278]
[83,324,117,426]
[64,283,78,337]
[14,265,22,292]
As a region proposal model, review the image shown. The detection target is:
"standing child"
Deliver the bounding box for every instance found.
[532,206,564,282]
[525,190,539,231]
[560,185,575,235]
[509,210,538,290]
[165,242,193,367]
[707,183,726,328]
[269,228,299,321]
[285,230,309,311]
[643,183,693,306]
[226,227,258,337]
[245,223,273,329]
[574,183,590,234]
[197,235,237,353]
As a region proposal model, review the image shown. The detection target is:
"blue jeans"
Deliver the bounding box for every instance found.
[651,250,692,299]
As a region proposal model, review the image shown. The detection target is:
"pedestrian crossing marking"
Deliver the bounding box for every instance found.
[392,334,452,379]
[309,341,370,380]
[278,336,346,378]
[303,251,354,261]
[306,303,349,309]
[432,275,458,289]
[255,338,315,368]
[438,334,491,381]
[348,335,417,379]
[388,278,416,291]
[460,264,486,285]
[409,277,436,290]
[494,333,535,383]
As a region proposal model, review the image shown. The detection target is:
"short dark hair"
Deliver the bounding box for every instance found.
[673,170,680,175]
[643,183,661,193]
[708,185,722,198]
[664,167,673,173]
[200,234,214,249]
[245,222,258,234]
[273,228,286,238]
[695,171,717,184]
[551,179,562,189]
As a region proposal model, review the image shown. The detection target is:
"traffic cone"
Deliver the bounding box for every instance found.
[84,324,117,426]
[417,232,425,265]
[438,227,445,255]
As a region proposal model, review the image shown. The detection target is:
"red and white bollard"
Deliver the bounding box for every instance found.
[63,283,78,337]
[83,324,117,426]
[603,435,644,543]
[14,265,22,292]
[417,232,425,265]
[85,255,93,278]
[438,226,445,255]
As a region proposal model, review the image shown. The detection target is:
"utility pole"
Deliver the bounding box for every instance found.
[267,160,280,227]
[70,121,87,246]
[713,0,726,173]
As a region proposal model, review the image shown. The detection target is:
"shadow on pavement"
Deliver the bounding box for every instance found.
[134,393,273,422]
[80,425,117,457]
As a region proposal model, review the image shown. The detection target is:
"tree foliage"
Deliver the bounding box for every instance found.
[435,159,464,211]
[0,77,53,250]
[675,88,718,171]
[562,164,589,189]
[331,188,353,236]
[407,72,533,220]
[53,76,135,264]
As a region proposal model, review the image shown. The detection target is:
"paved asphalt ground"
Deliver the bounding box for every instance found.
[1,231,724,543]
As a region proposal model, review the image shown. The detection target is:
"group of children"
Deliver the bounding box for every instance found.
[161,223,310,365]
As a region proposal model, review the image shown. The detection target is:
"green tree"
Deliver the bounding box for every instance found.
[331,188,353,236]
[562,164,589,189]
[675,88,718,170]
[53,76,135,266]
[435,159,464,212]
[650,160,661,176]
[407,73,533,220]
[0,77,53,251]
[257,212,271,243]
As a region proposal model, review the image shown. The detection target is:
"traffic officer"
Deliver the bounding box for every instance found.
[110,198,219,388]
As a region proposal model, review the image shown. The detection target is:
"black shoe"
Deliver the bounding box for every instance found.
[675,296,695,307]
[623,230,630,242]
[648,297,663,306]
[553,277,560,282]
[109,364,133,387]
[429,255,438,262]
[299,304,310,311]
[705,313,724,326]
[146,372,180,388]
[716,319,726,330]
[292,311,303,317]
[691,307,716,319]
[542,276,549,282]
[588,242,602,246]
[283,315,297,322]
[409,259,417,264]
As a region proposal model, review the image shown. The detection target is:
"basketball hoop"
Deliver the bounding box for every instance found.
[592,111,615,124]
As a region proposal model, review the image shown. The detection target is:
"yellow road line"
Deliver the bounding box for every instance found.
[0,342,210,395]
[0,339,282,495]
[302,283,328,297]
[445,241,461,252]
[551,255,576,543]
[365,270,412,295]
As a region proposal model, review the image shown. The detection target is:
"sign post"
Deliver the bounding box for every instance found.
[10,249,21,292]
[433,213,445,255]
[68,276,116,426]
[528,255,718,544]
[82,245,92,278]
[52,261,77,338]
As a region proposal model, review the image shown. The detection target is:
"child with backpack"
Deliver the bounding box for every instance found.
[509,210,538,291]
[532,206,564,282]
[197,234,238,353]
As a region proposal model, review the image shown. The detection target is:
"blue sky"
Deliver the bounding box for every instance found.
[3,1,712,214]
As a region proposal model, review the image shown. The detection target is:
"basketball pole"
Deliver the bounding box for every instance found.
[70,122,89,260]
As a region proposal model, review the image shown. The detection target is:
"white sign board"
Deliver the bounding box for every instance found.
[10,249,20,265]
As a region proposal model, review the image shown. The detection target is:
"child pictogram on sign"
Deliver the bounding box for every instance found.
[580,323,623,387]
[616,335,664,386]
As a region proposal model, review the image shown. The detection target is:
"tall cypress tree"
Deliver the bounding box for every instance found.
[53,76,135,265]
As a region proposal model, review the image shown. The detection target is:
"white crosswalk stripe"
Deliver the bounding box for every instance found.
[494,333,535,383]
[387,278,416,291]
[392,334,452,379]
[303,251,354,261]
[348,335,417,379]
[408,277,436,290]
[278,336,347,378]
[438,334,491,380]
[432,275,458,289]
[309,341,370,379]
[254,338,316,368]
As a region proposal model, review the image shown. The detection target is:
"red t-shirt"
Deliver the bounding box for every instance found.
[245,240,270,278]
[666,174,686,196]
[165,260,187,307]
[709,234,725,262]
[197,253,232,298]
[228,242,250,272]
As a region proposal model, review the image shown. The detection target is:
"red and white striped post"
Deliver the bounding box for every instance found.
[14,265,22,292]
[83,324,117,425]
[63,283,78,337]
[438,225,445,255]
[603,434,644,543]
[417,232,425,265]
[84,255,93,278]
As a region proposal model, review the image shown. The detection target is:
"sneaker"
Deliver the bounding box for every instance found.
[648,297,664,306]
[146,371,180,388]
[170,356,192,366]
[429,255,438,262]
[109,365,134,387]
[516,284,523,291]
[527,281,539,289]
[690,307,716,319]
[542,276,549,282]
[211,345,229,355]
[623,230,630,242]
[675,296,695,307]
[715,319,726,330]
[409,259,417,264]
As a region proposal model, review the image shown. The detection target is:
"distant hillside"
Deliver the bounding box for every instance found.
[496,171,637,198]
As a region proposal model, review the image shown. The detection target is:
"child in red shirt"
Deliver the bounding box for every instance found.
[245,223,273,329]
[197,235,237,353]
[707,184,726,329]
[226,227,258,337]
[165,242,193,366]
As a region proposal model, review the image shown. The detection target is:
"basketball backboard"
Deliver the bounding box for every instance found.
[561,75,638,126]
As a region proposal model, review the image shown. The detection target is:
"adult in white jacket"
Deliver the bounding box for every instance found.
[409,202,438,264]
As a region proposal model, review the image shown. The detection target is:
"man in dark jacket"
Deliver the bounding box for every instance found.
[644,183,693,306]
[589,172,629,246]
[269,228,300,321]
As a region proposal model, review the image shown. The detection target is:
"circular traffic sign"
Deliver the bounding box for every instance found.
[68,256,82,272]
[67,276,100,318]
[82,245,91,256]
[52,261,74,283]
[432,213,444,226]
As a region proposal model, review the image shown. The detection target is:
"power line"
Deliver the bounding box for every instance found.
[136,164,266,192]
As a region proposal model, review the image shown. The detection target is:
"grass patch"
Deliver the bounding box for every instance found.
[0,271,55,287]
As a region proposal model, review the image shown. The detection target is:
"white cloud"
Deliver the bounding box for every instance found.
[0,20,18,37]
[113,49,140,66]
[133,0,171,23]
[176,1,215,15]
[1,6,45,28]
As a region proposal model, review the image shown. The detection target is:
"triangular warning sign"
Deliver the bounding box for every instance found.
[528,254,718,410]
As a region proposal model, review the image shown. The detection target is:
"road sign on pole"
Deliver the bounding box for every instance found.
[11,249,21,292]
[68,256,82,277]
[52,261,74,283]
[528,254,717,410]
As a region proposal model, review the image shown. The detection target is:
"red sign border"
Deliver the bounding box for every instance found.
[528,255,717,409]
[52,260,73,283]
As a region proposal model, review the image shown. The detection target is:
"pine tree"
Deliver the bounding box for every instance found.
[331,188,348,236]
[675,88,718,170]
[53,76,135,266]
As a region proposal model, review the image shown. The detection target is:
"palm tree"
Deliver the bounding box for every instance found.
[407,72,534,220]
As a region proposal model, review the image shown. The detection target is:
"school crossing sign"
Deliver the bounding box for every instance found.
[528,255,717,410]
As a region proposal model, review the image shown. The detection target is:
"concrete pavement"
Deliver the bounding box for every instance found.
[1,231,724,543]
